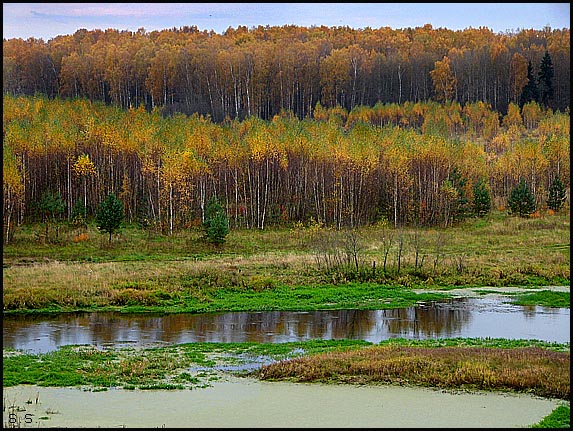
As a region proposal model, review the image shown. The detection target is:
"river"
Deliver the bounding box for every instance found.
[3,296,570,354]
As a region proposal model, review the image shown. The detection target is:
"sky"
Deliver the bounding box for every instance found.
[2,3,570,41]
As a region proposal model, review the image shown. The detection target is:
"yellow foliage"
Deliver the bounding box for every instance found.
[3,147,25,198]
[502,103,524,129]
[72,154,97,177]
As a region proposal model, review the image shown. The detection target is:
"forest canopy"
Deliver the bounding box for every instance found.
[2,24,570,120]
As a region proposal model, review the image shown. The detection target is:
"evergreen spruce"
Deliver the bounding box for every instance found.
[538,50,554,108]
[95,193,124,243]
[547,176,566,211]
[203,195,229,245]
[519,61,539,107]
[472,177,491,217]
[508,178,536,217]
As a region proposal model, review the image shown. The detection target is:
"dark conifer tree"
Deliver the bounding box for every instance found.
[472,177,491,217]
[203,195,230,245]
[508,178,536,217]
[538,50,555,108]
[547,176,566,211]
[95,194,124,243]
[519,61,539,107]
[449,167,470,221]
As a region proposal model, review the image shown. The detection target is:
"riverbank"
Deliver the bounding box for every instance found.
[3,338,569,396]
[3,211,569,314]
[3,213,569,427]
[2,338,570,428]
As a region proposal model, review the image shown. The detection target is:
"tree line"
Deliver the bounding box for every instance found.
[2,24,570,121]
[3,94,569,243]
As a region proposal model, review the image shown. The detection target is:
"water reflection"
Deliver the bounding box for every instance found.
[3,297,569,354]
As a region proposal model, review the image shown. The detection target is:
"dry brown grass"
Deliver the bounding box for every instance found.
[2,211,569,311]
[1,253,316,309]
[258,345,570,399]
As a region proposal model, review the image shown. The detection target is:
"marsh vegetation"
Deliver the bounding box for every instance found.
[3,338,570,428]
[2,211,569,313]
[3,338,569,397]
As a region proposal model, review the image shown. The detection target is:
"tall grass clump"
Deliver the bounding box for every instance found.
[257,345,570,399]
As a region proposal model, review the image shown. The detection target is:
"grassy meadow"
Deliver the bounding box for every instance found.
[2,210,569,313]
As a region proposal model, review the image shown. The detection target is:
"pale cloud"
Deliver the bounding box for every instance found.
[13,3,243,18]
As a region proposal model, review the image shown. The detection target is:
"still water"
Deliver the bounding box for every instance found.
[3,380,563,428]
[3,297,569,353]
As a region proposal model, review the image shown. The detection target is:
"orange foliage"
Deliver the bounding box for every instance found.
[73,233,89,242]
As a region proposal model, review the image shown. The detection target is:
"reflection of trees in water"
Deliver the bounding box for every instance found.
[0,305,476,347]
[382,303,469,339]
[3,299,569,352]
[89,313,140,343]
[3,313,94,350]
[522,305,538,318]
[80,306,469,343]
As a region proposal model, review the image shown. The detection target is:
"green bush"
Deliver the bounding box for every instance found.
[203,196,229,245]
[95,193,124,243]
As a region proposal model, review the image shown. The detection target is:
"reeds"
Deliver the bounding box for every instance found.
[257,345,570,399]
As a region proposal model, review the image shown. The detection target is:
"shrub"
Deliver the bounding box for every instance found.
[73,233,90,243]
[95,193,124,243]
[203,196,229,245]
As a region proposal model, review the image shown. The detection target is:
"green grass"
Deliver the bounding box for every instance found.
[4,276,568,315]
[3,338,569,399]
[531,405,571,428]
[2,339,370,390]
[512,290,571,308]
[2,280,454,314]
[2,210,569,313]
[169,282,452,313]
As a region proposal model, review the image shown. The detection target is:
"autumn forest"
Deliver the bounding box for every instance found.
[2,24,570,243]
